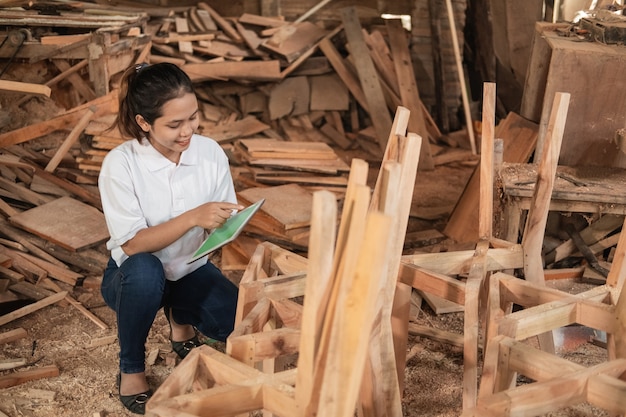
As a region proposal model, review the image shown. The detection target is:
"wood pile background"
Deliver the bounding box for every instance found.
[0,0,480,339]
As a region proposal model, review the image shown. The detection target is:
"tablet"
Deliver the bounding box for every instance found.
[187,198,265,264]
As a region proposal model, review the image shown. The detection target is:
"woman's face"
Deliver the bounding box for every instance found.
[136,92,200,163]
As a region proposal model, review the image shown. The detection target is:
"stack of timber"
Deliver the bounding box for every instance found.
[0,1,473,274]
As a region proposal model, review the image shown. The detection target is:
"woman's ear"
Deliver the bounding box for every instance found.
[135,114,151,133]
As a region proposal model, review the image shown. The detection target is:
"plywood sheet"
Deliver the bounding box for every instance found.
[9,196,109,251]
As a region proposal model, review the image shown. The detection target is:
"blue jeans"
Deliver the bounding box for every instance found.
[101,253,238,374]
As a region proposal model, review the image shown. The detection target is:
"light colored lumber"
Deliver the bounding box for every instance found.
[197,2,242,42]
[340,6,392,152]
[479,83,496,240]
[0,79,51,97]
[0,327,27,344]
[386,18,435,170]
[295,190,336,409]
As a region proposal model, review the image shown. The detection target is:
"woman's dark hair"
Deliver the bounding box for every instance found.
[115,62,195,140]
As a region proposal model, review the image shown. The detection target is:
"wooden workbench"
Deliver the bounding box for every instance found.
[521,22,626,168]
[498,162,626,242]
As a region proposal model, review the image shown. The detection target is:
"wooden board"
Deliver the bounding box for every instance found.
[260,21,328,63]
[309,74,349,111]
[443,111,538,243]
[8,196,109,252]
[238,184,313,231]
[268,76,310,119]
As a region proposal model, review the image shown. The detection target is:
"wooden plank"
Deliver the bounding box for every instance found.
[9,196,109,252]
[0,327,27,344]
[197,2,243,43]
[50,59,96,102]
[0,80,51,97]
[261,21,328,63]
[201,115,270,143]
[0,91,117,149]
[238,184,313,231]
[45,107,95,173]
[268,76,309,120]
[386,18,435,170]
[341,6,392,152]
[182,60,282,82]
[296,190,337,409]
[0,365,60,389]
[319,37,368,111]
[522,92,570,285]
[479,82,496,239]
[175,16,194,54]
[0,291,67,327]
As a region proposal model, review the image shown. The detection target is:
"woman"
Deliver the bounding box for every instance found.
[98,62,242,414]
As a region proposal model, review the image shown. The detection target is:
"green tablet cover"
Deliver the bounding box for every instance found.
[187,198,265,264]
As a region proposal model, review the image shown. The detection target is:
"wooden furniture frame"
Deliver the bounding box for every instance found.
[397,87,571,409]
[146,106,422,416]
[460,214,626,416]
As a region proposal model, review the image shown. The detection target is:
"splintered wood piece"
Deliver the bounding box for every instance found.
[0,365,60,389]
[9,196,109,252]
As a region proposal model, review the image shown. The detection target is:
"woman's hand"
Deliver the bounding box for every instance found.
[193,201,244,230]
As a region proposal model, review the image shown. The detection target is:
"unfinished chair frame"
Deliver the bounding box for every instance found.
[145,106,422,417]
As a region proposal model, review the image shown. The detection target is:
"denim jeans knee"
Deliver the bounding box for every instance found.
[102,253,166,374]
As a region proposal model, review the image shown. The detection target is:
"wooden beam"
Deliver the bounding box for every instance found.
[340,6,392,152]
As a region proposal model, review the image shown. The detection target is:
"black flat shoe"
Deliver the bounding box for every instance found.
[117,374,152,415]
[164,307,201,360]
[171,335,201,359]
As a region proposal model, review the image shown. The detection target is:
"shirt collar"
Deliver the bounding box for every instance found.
[133,135,199,171]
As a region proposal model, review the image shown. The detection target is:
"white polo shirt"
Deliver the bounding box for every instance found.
[98,134,237,281]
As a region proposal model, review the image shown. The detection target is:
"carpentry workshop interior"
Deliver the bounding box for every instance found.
[2,0,626,415]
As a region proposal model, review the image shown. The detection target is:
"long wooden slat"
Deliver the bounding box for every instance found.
[295,190,336,411]
[479,83,496,240]
[522,92,570,284]
[0,365,60,389]
[386,18,435,170]
[317,211,392,417]
[340,6,392,152]
[0,291,66,327]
